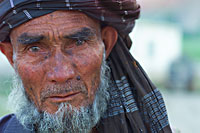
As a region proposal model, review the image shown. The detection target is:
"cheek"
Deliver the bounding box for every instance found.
[17,64,33,88]
[18,63,42,85]
[16,61,45,100]
[75,45,104,75]
[72,45,104,100]
[89,70,101,98]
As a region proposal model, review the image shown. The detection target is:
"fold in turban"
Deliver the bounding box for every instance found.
[0,0,172,133]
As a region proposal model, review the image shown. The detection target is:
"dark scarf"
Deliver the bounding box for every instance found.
[0,0,172,132]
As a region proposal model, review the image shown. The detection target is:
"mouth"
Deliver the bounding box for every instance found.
[47,91,81,103]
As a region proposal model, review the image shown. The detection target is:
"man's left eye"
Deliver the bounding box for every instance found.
[76,39,85,46]
[28,46,40,52]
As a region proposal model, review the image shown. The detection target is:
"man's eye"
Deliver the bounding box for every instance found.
[28,46,40,52]
[76,39,85,46]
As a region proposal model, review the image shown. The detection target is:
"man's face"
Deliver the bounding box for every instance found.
[10,11,104,114]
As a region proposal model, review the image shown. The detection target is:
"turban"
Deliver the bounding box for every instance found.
[0,0,140,42]
[0,0,172,133]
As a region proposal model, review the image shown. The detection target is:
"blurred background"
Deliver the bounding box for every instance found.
[130,0,200,132]
[0,0,200,132]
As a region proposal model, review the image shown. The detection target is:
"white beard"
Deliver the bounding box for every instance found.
[8,52,110,133]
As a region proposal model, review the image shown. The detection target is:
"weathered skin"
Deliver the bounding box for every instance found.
[10,11,104,113]
[0,10,118,114]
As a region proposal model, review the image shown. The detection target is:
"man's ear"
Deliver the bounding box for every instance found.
[0,42,14,66]
[101,26,118,58]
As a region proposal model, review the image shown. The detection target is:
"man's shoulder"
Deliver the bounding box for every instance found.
[0,114,15,132]
[0,114,31,133]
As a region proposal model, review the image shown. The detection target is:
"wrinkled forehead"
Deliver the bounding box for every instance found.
[10,10,100,38]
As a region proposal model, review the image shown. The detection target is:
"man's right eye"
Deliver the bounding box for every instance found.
[28,46,40,52]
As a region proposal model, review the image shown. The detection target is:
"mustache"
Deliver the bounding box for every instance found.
[40,79,88,102]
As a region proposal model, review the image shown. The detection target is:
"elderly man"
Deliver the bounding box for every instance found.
[0,0,172,133]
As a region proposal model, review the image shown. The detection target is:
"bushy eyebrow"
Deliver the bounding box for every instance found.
[17,33,44,45]
[17,27,95,45]
[64,27,95,40]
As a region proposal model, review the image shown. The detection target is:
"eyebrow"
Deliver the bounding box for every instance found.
[64,27,95,40]
[17,33,44,45]
[17,27,95,45]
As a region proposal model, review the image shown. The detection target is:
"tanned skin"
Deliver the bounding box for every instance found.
[0,11,118,114]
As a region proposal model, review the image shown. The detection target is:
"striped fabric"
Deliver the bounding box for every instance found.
[140,88,169,132]
[105,76,139,117]
[103,76,170,132]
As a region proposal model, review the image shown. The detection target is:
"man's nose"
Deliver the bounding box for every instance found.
[46,53,76,83]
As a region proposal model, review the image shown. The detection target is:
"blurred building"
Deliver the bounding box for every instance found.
[140,0,200,34]
[130,20,182,83]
